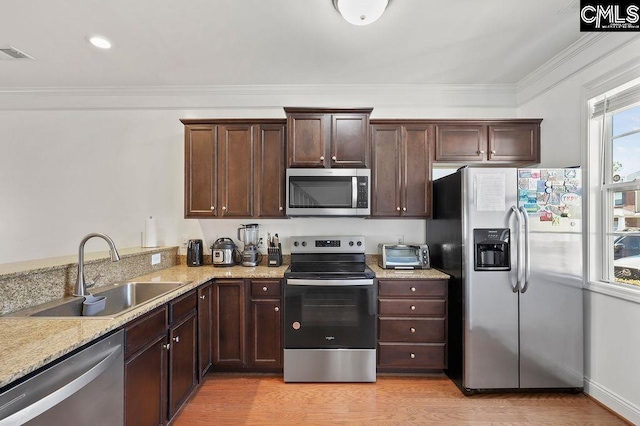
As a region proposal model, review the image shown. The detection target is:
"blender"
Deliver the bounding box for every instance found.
[237,223,262,266]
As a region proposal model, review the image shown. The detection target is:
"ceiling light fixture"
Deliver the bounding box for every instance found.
[86,35,112,49]
[333,0,390,26]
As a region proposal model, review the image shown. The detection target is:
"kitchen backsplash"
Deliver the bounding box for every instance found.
[0,247,179,316]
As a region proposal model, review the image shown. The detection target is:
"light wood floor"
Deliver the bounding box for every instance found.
[173,374,629,425]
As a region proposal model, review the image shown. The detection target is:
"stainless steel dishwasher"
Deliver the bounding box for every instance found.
[0,330,124,425]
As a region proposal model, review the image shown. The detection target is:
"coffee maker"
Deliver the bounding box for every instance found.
[237,223,262,266]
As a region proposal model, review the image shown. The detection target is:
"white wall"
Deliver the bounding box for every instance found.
[518,34,640,424]
[0,89,518,264]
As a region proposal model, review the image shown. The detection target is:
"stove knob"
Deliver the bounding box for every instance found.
[349,241,354,246]
[293,241,299,247]
[357,241,362,247]
[302,241,307,247]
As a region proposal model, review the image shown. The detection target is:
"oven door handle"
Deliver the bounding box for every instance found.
[286,279,374,286]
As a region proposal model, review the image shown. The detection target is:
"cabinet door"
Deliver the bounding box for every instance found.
[331,114,369,168]
[197,283,213,381]
[370,125,402,217]
[212,280,245,369]
[168,313,198,420]
[402,125,432,218]
[248,298,282,370]
[184,125,217,217]
[217,124,254,217]
[488,123,540,163]
[125,335,167,426]
[434,124,487,162]
[287,113,327,168]
[255,123,286,217]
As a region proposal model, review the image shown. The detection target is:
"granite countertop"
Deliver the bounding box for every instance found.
[0,263,448,389]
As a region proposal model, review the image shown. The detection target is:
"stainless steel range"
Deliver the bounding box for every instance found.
[283,235,377,383]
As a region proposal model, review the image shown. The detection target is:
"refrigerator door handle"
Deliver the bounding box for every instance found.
[510,205,523,293]
[519,206,531,293]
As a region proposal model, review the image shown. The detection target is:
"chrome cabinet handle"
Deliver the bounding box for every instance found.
[320,156,325,161]
[279,207,283,211]
[222,206,227,211]
[332,156,337,161]
[262,286,268,292]
[200,294,206,300]
[402,207,407,212]
[163,343,170,350]
[410,327,416,333]
[479,150,485,154]
[410,353,416,359]
[173,336,180,343]
[210,206,215,210]
[396,207,400,211]
[275,306,280,312]
[491,150,497,154]
[410,286,416,292]
[410,305,416,311]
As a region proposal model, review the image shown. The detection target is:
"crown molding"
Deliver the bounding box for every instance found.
[517,33,640,105]
[0,83,517,111]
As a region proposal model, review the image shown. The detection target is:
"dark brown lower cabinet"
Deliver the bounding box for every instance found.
[248,279,283,371]
[377,279,448,373]
[124,306,168,426]
[197,281,214,380]
[123,289,198,426]
[210,279,283,372]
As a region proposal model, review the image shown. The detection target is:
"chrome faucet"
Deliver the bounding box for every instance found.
[74,233,121,297]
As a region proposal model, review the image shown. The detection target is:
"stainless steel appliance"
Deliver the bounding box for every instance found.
[284,235,377,382]
[0,330,124,425]
[286,168,370,216]
[211,237,240,267]
[237,224,262,266]
[378,243,430,269]
[187,239,204,266]
[426,167,583,394]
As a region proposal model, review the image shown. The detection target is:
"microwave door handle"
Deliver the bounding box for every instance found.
[352,177,358,208]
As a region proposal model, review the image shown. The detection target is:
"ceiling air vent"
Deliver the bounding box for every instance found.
[0,46,35,60]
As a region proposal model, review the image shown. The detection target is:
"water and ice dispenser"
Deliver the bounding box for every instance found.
[473,229,510,271]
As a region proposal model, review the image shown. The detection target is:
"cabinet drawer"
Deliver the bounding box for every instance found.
[170,290,197,324]
[378,318,445,342]
[125,306,167,358]
[378,280,447,298]
[251,280,281,297]
[378,343,446,369]
[379,299,445,316]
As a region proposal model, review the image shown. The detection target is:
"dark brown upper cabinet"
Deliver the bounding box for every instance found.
[370,122,433,218]
[285,107,372,168]
[182,119,286,219]
[434,119,541,165]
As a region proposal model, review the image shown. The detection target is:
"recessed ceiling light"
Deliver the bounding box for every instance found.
[86,35,112,49]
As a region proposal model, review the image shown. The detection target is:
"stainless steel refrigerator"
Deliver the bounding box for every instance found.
[427,167,583,394]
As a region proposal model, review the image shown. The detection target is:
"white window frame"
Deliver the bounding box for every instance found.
[586,73,640,303]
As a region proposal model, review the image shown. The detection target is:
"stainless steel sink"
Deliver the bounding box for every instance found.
[9,281,191,318]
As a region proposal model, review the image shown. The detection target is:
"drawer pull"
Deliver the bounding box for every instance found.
[262,286,268,292]
[410,305,416,311]
[200,294,206,300]
[173,336,180,343]
[410,327,416,333]
[163,343,170,350]
[275,306,280,312]
[410,353,416,359]
[410,286,416,292]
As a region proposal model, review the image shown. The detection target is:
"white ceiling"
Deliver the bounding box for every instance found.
[0,0,583,89]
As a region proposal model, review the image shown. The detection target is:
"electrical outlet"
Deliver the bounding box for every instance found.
[395,235,404,244]
[151,253,161,265]
[181,234,189,246]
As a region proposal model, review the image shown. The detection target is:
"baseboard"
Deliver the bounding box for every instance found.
[585,377,640,425]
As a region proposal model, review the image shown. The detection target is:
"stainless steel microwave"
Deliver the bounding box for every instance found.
[286,168,370,216]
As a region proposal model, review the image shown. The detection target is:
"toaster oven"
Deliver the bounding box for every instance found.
[378,243,430,269]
